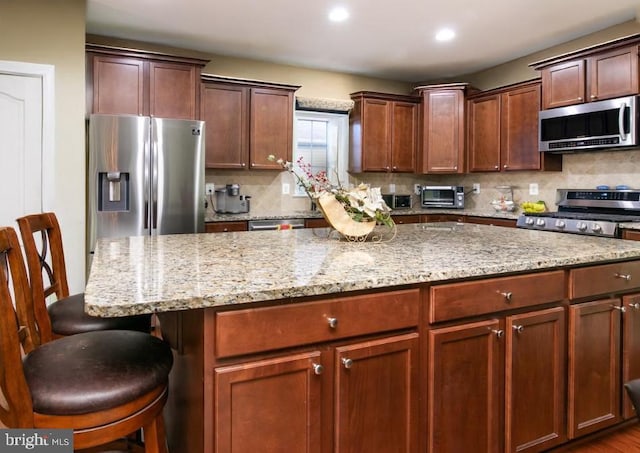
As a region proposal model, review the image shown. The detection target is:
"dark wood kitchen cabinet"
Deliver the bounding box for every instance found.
[531,37,640,109]
[567,261,640,438]
[86,44,207,118]
[467,81,561,172]
[200,76,299,170]
[415,84,467,174]
[349,91,419,173]
[160,288,420,453]
[428,272,567,453]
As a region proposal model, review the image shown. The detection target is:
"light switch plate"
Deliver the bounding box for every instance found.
[282,183,290,195]
[529,183,539,195]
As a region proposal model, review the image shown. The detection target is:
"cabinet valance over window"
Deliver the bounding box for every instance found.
[295,96,354,114]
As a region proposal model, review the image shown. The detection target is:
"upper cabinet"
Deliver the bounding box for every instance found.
[467,80,562,172]
[415,84,467,174]
[531,36,640,110]
[201,76,299,170]
[349,92,419,173]
[86,44,208,119]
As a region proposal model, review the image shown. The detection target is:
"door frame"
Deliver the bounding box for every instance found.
[0,60,55,211]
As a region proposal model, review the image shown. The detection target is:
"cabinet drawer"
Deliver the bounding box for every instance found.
[215,288,419,358]
[570,260,640,299]
[429,271,565,322]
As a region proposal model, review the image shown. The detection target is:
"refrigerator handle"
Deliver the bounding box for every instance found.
[144,201,149,229]
[152,201,158,229]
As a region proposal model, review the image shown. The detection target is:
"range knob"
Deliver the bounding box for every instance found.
[535,218,546,227]
[525,217,535,226]
[555,220,566,229]
[592,224,602,233]
[577,222,588,232]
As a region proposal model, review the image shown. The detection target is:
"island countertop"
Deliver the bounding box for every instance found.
[84,223,640,317]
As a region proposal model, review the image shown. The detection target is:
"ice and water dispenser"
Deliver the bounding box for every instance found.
[97,171,130,211]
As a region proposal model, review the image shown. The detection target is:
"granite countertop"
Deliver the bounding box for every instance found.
[206,208,520,222]
[84,223,640,317]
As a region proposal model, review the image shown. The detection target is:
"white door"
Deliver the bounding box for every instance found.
[0,61,54,229]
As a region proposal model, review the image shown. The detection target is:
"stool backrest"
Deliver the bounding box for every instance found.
[16,212,69,344]
[0,226,36,427]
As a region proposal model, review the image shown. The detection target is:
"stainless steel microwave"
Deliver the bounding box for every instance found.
[539,95,639,152]
[421,186,464,209]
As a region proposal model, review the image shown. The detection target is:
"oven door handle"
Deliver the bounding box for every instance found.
[619,102,627,142]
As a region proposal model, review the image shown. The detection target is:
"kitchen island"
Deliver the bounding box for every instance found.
[85,223,640,453]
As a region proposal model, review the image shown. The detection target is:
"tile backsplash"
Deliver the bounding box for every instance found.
[206,148,640,215]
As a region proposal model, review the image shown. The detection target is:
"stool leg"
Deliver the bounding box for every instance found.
[143,414,167,453]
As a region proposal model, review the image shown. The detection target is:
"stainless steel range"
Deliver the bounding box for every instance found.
[516,189,640,238]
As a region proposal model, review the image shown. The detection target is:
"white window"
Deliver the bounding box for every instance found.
[292,110,349,196]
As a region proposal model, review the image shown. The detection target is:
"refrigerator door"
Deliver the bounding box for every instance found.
[151,118,205,235]
[88,114,150,254]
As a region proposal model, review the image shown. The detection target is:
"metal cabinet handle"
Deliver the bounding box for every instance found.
[494,165,499,169]
[491,329,504,338]
[615,273,632,281]
[312,363,323,375]
[498,291,513,302]
[503,164,508,169]
[578,97,583,101]
[241,162,246,167]
[327,317,338,329]
[590,94,597,100]
[628,302,640,310]
[612,305,627,313]
[342,358,353,369]
[512,325,524,333]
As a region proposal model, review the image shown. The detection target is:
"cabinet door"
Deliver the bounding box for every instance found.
[420,90,464,174]
[91,55,146,115]
[541,59,586,109]
[249,87,294,169]
[588,45,640,102]
[500,83,540,171]
[622,294,640,419]
[149,61,199,119]
[623,229,640,241]
[505,307,566,453]
[361,98,391,171]
[214,351,323,453]
[390,101,417,172]
[468,94,501,172]
[201,83,248,168]
[568,298,622,439]
[428,319,502,453]
[335,333,419,453]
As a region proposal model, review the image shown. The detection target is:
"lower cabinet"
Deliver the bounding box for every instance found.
[213,333,419,453]
[428,306,566,453]
[568,293,640,437]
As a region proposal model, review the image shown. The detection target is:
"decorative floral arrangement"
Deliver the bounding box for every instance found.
[268,155,395,239]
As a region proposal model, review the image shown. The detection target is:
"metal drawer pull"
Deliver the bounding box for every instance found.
[512,325,524,333]
[612,305,627,313]
[327,317,338,329]
[491,329,504,338]
[628,302,640,310]
[615,273,632,281]
[499,291,513,302]
[312,363,324,375]
[342,358,353,369]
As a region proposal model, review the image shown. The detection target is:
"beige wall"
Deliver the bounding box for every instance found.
[462,19,640,90]
[0,0,86,292]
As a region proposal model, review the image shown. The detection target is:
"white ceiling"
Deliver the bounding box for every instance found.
[86,0,640,82]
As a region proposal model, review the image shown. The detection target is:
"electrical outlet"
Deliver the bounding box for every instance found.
[414,184,421,195]
[472,183,480,194]
[529,183,539,195]
[205,183,215,194]
[388,184,396,193]
[282,183,290,195]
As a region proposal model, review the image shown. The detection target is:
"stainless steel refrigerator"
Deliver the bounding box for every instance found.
[88,114,205,258]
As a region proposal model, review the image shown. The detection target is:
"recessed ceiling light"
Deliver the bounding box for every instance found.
[435,28,456,42]
[328,6,349,22]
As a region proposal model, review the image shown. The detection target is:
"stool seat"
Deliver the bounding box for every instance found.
[24,330,173,415]
[48,293,151,336]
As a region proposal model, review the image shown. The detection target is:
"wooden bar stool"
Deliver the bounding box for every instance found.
[17,212,150,344]
[0,226,172,452]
